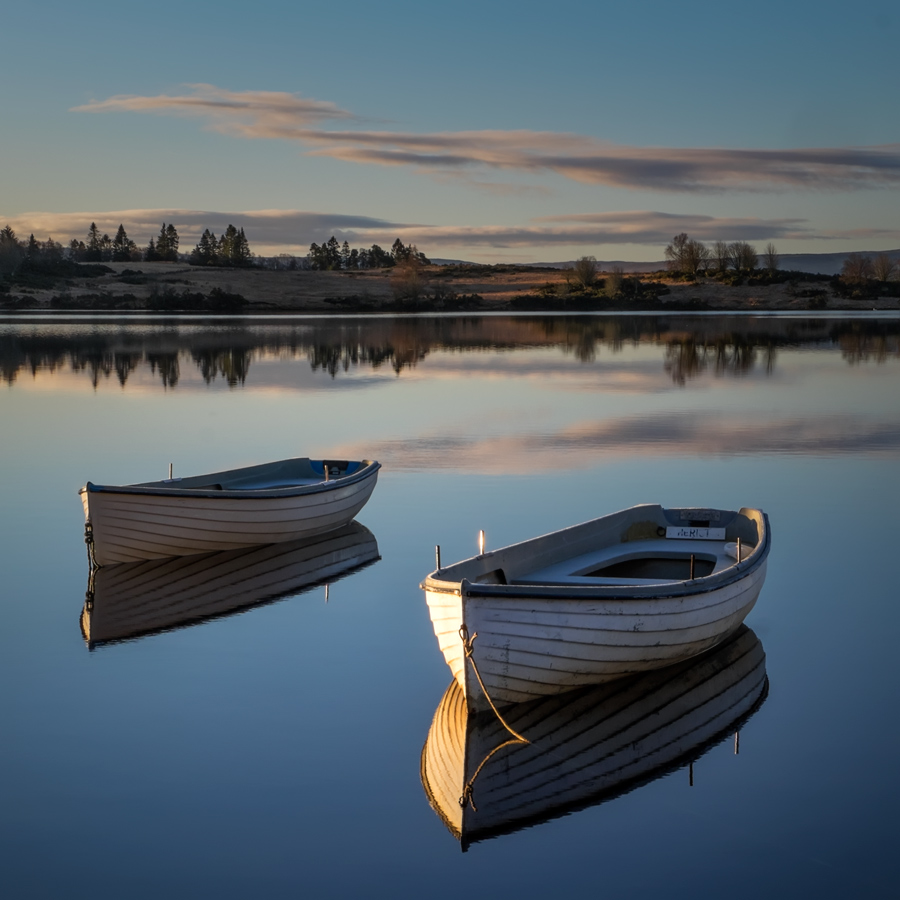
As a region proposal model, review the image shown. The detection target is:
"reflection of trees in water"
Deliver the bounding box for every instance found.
[1,316,897,389]
[307,342,408,376]
[192,349,251,386]
[147,353,180,389]
[663,337,778,385]
[114,354,139,386]
[838,331,894,365]
[550,319,627,363]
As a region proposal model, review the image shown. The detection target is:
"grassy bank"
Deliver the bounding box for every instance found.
[2,261,899,313]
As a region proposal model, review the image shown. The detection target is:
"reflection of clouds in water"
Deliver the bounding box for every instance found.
[339,412,900,472]
[405,352,678,393]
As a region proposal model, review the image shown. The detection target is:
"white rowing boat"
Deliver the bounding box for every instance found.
[421,624,767,850]
[80,521,380,648]
[80,457,380,566]
[422,504,770,713]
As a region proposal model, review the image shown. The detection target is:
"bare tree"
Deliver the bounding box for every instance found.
[665,233,709,277]
[712,241,730,273]
[841,253,874,283]
[763,242,779,275]
[872,252,897,282]
[390,256,427,302]
[665,233,689,274]
[728,241,758,273]
[568,255,597,290]
[687,239,710,276]
[604,265,624,298]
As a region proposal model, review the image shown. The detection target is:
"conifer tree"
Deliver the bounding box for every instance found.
[325,235,341,269]
[236,227,250,266]
[156,223,169,260]
[112,224,137,262]
[219,224,239,265]
[85,223,103,261]
[165,224,179,260]
[189,229,219,266]
[0,225,23,274]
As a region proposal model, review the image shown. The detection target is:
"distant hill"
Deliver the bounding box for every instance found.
[528,250,900,276]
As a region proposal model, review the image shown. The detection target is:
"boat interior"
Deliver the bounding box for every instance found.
[512,539,732,586]
[442,505,766,588]
[134,458,365,491]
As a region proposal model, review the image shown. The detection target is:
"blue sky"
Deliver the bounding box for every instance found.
[2,0,898,262]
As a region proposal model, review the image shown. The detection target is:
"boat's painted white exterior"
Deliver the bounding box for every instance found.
[423,505,769,713]
[421,625,767,848]
[80,457,380,566]
[80,521,379,647]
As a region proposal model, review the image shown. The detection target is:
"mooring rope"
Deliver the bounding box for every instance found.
[459,624,530,745]
[458,737,525,810]
[85,566,95,611]
[84,521,99,571]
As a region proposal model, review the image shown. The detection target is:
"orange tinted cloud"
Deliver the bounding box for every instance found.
[74,85,900,193]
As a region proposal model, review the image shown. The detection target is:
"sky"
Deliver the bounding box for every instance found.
[2,0,899,263]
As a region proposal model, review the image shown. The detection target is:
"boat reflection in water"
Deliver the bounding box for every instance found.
[80,521,379,648]
[421,625,767,850]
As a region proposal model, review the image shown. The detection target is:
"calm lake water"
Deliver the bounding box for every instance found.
[2,313,899,898]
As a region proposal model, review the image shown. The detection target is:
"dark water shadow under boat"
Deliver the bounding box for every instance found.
[80,521,379,649]
[421,624,768,851]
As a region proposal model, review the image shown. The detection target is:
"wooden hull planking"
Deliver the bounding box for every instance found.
[423,505,770,712]
[80,458,379,566]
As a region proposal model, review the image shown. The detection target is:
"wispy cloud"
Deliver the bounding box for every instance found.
[7,207,897,254]
[73,84,900,193]
[378,212,818,248]
[72,83,355,132]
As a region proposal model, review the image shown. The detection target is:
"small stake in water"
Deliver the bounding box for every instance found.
[734,731,740,755]
[737,537,742,562]
[690,554,695,580]
[689,761,694,787]
[435,545,441,572]
[324,583,329,603]
[478,530,485,556]
[168,463,173,479]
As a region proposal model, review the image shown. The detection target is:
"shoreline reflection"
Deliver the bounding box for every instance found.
[3,315,898,388]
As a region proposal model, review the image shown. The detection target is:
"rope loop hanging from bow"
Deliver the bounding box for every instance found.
[459,624,530,745]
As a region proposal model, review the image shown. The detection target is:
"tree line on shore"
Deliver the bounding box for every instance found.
[0,221,248,273]
[302,236,428,270]
[663,234,778,279]
[1,221,431,277]
[661,233,899,285]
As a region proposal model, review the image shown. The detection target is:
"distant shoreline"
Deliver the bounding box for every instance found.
[2,261,898,313]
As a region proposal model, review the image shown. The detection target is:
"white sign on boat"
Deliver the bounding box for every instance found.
[666,526,727,540]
